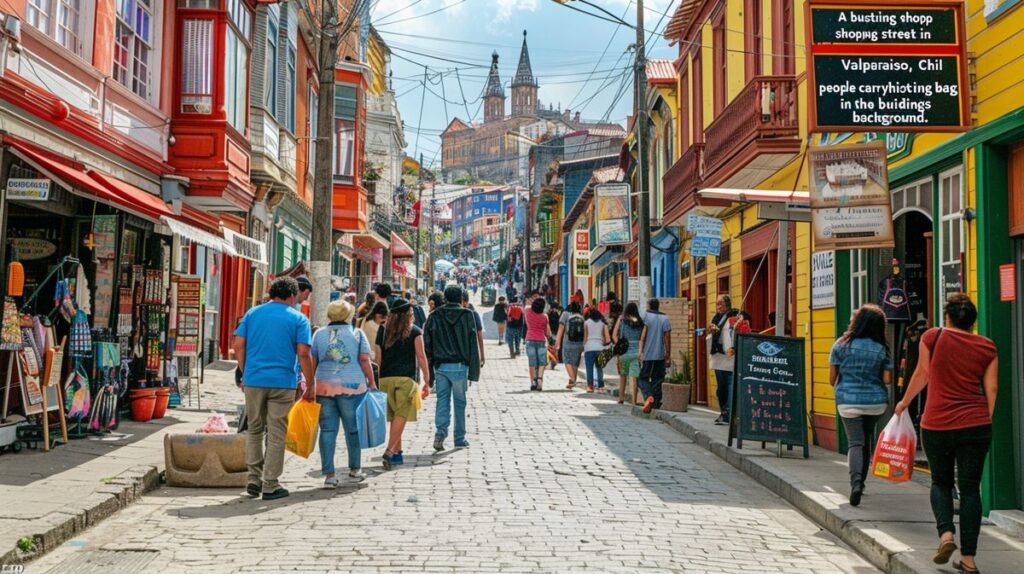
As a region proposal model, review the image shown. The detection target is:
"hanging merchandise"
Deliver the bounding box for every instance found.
[88,384,118,432]
[64,364,91,420]
[69,310,92,357]
[75,264,92,315]
[1,298,22,350]
[7,261,24,297]
[53,279,75,323]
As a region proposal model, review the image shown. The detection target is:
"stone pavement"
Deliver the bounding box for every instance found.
[27,337,877,573]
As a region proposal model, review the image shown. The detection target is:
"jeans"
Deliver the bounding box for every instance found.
[714,370,734,416]
[505,326,522,355]
[525,341,547,368]
[434,363,470,442]
[584,351,605,388]
[317,393,365,475]
[840,414,881,486]
[244,387,294,491]
[639,360,666,407]
[922,424,992,556]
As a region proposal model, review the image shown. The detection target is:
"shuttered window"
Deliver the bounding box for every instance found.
[180,18,213,113]
[286,45,296,131]
[265,17,278,112]
[334,84,358,120]
[308,85,317,176]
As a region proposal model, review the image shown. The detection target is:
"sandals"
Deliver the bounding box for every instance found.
[933,539,957,564]
[952,560,979,574]
[566,380,577,389]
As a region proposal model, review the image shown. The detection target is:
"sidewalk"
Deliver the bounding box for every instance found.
[0,366,243,564]
[632,404,1024,574]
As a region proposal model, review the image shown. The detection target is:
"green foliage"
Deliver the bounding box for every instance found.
[17,536,35,552]
[666,350,693,386]
[496,259,509,275]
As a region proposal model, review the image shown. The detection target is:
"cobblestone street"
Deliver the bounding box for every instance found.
[31,336,878,573]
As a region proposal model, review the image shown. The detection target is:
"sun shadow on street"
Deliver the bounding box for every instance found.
[162,483,368,519]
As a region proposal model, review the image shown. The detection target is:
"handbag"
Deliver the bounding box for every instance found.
[612,337,629,356]
[595,346,616,369]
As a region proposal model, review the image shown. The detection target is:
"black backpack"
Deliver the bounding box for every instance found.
[567,315,585,343]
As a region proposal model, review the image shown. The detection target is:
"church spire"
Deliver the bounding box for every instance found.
[484,51,505,98]
[511,30,539,117]
[512,30,537,88]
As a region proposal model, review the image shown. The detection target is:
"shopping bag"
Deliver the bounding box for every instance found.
[871,412,917,482]
[356,390,387,449]
[284,399,321,458]
[595,346,616,369]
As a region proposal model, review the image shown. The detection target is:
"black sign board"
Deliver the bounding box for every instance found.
[728,334,809,458]
[806,0,969,133]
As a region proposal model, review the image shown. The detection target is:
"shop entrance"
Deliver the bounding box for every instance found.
[743,255,772,333]
[695,282,708,404]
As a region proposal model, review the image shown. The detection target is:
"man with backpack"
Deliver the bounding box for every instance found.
[505,297,525,358]
[555,301,586,389]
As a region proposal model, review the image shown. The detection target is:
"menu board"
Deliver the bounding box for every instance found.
[728,334,809,458]
[172,275,201,355]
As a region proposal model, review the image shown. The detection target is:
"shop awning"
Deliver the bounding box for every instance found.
[224,228,268,265]
[7,139,172,222]
[390,232,415,259]
[160,216,235,254]
[352,231,389,250]
[697,188,810,205]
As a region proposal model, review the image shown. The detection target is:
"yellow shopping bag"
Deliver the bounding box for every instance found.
[285,399,320,458]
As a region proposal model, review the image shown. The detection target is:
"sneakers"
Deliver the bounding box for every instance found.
[323,476,339,489]
[392,451,404,465]
[642,396,655,414]
[262,487,290,501]
[536,379,543,392]
[245,483,261,498]
[433,437,445,452]
[348,469,366,482]
[382,451,394,470]
[454,439,470,448]
[530,380,538,391]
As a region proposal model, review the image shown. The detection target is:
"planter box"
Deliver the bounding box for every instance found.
[661,383,691,412]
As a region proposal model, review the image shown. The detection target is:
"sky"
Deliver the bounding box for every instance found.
[368,0,678,169]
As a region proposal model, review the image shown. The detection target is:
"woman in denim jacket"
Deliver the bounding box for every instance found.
[829,304,892,507]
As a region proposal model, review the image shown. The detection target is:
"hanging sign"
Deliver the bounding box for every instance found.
[574,230,591,278]
[808,141,895,251]
[687,213,723,257]
[811,251,836,309]
[1000,264,1016,302]
[92,215,118,260]
[806,0,970,132]
[6,178,52,201]
[6,238,57,261]
[595,183,632,245]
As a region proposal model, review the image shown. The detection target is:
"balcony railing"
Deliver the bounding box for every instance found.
[662,142,704,224]
[370,206,392,238]
[703,76,798,179]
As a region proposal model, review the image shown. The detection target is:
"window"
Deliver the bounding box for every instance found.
[691,39,703,144]
[224,27,247,132]
[712,6,726,114]
[772,0,796,75]
[114,0,154,100]
[285,44,296,131]
[28,0,84,55]
[265,17,278,112]
[333,120,355,180]
[180,18,213,113]
[335,84,358,120]
[744,0,763,80]
[891,177,933,218]
[850,249,869,310]
[307,84,317,176]
[939,168,964,297]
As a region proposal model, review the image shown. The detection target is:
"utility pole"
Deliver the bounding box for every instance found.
[415,181,424,294]
[428,180,437,292]
[635,0,652,304]
[310,0,340,327]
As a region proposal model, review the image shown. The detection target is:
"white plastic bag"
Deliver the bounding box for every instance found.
[871,412,916,482]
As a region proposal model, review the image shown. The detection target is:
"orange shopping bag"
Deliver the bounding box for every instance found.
[285,399,320,458]
[871,412,916,482]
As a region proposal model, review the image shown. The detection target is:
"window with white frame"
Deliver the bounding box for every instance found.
[113,0,155,100]
[850,249,870,310]
[891,177,933,217]
[180,18,213,113]
[285,44,296,131]
[265,14,278,113]
[307,84,317,176]
[224,0,251,133]
[27,0,86,56]
[333,83,358,181]
[939,167,964,297]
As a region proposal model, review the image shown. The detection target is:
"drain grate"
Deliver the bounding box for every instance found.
[46,549,158,574]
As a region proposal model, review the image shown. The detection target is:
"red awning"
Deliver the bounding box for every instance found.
[7,138,172,222]
[390,231,415,259]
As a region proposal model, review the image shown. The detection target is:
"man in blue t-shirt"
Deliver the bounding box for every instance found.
[639,298,673,414]
[233,276,315,501]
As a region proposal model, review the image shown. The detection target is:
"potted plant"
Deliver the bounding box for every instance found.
[661,350,692,412]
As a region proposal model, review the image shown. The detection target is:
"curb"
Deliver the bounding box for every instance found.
[631,406,936,574]
[3,465,162,564]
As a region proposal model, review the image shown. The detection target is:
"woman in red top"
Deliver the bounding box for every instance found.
[895,293,998,574]
[524,297,553,391]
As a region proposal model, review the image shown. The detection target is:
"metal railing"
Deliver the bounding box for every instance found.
[704,76,798,178]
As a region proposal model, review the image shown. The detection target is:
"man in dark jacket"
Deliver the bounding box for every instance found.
[423,285,480,452]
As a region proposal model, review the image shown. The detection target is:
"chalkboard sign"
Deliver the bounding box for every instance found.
[728,334,809,458]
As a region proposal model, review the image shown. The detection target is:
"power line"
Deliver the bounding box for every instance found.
[567,1,632,110]
[377,0,470,27]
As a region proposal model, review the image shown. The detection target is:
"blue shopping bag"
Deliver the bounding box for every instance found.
[356,390,388,449]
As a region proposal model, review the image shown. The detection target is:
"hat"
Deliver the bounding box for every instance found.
[296,276,313,291]
[327,300,354,323]
[389,297,411,313]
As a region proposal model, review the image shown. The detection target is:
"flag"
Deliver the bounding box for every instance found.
[409,200,422,227]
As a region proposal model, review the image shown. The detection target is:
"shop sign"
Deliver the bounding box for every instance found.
[1000,264,1016,302]
[811,251,836,309]
[687,214,723,257]
[806,0,970,132]
[6,178,51,201]
[574,230,590,278]
[809,142,895,251]
[223,229,268,265]
[7,238,57,260]
[92,215,118,260]
[595,183,632,245]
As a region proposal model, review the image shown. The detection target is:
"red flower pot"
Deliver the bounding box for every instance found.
[129,389,157,422]
[153,388,171,419]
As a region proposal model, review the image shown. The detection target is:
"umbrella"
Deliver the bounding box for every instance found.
[435,260,456,272]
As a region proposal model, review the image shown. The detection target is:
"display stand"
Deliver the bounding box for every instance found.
[170,274,202,409]
[40,341,68,450]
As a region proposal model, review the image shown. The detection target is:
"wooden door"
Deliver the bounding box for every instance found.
[695,282,708,404]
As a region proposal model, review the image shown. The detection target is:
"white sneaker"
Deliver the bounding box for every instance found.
[348,469,366,482]
[323,476,339,489]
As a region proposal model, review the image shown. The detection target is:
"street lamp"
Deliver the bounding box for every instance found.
[551,0,652,302]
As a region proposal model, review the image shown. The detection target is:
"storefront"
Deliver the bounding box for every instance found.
[651,228,680,299]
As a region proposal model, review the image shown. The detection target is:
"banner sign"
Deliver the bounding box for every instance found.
[806,0,970,132]
[6,178,52,201]
[809,141,894,251]
[223,229,268,265]
[811,251,836,309]
[574,230,590,278]
[595,183,632,245]
[687,213,723,257]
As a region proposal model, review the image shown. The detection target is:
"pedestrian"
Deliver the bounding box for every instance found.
[375,282,394,307]
[423,285,481,451]
[296,275,314,320]
[555,302,585,389]
[492,296,508,345]
[375,298,431,469]
[461,290,486,373]
[582,308,610,393]
[410,294,428,329]
[232,276,315,500]
[546,303,562,369]
[639,298,673,413]
[613,302,644,405]
[361,301,388,382]
[357,292,376,323]
[829,304,892,506]
[506,297,525,358]
[606,292,622,334]
[707,294,738,424]
[427,291,444,314]
[895,294,998,573]
[524,297,553,391]
[309,300,376,487]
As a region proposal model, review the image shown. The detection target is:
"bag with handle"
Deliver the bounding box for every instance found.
[356,390,387,449]
[284,399,321,458]
[871,412,917,482]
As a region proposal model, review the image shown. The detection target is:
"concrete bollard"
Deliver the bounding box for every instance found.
[163,433,248,488]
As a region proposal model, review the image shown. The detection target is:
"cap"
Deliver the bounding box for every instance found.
[389,297,411,313]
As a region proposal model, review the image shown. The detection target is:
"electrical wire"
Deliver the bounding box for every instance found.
[377,0,471,27]
[566,1,632,110]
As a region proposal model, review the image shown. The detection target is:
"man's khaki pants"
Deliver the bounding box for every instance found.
[244,387,294,491]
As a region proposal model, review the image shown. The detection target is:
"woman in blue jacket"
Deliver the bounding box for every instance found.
[829,304,893,507]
